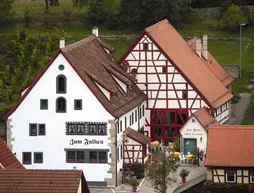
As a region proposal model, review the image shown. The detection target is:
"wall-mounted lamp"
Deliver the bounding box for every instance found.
[109,153,112,158]
[200,137,203,142]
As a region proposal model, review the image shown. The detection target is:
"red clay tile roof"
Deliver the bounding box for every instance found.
[0,169,89,193]
[4,36,146,120]
[187,37,234,87]
[124,127,150,145]
[62,36,147,117]
[193,107,218,131]
[0,138,24,169]
[144,20,232,108]
[205,125,254,167]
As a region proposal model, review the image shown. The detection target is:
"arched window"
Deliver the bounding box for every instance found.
[56,97,66,113]
[56,75,66,93]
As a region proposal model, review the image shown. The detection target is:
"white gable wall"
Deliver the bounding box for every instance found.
[9,53,114,182]
[180,116,208,153]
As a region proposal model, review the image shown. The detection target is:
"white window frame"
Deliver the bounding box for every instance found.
[225,172,236,183]
[250,175,254,183]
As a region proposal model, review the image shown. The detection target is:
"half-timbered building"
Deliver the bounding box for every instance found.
[3,34,147,187]
[206,125,254,184]
[119,19,233,145]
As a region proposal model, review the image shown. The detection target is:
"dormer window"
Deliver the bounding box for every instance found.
[143,43,149,50]
[56,75,66,93]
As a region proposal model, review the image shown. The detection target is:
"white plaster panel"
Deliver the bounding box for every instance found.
[148,75,159,83]
[147,52,152,60]
[168,84,173,89]
[158,54,167,60]
[159,74,166,83]
[148,84,160,90]
[188,91,197,98]
[132,52,139,60]
[147,61,153,66]
[201,101,208,107]
[168,100,180,108]
[154,61,166,66]
[158,91,167,98]
[126,54,135,60]
[188,100,193,108]
[160,84,166,89]
[137,83,146,91]
[138,67,146,73]
[177,91,183,98]
[153,52,160,60]
[149,100,155,108]
[168,67,175,73]
[128,61,140,67]
[168,91,176,98]
[152,44,159,50]
[173,74,186,82]
[167,75,173,82]
[152,91,158,99]
[193,100,201,108]
[136,74,146,82]
[147,67,156,73]
[180,100,186,108]
[155,100,167,108]
[140,52,146,60]
[156,66,163,73]
[133,44,139,50]
[174,84,186,90]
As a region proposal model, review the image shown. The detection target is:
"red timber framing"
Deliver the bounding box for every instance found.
[123,128,150,164]
[119,34,208,145]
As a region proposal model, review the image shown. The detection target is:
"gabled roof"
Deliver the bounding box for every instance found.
[0,138,24,169]
[193,107,218,131]
[124,127,150,145]
[205,125,254,167]
[4,36,146,120]
[0,169,90,193]
[187,37,234,87]
[61,36,146,117]
[138,19,232,108]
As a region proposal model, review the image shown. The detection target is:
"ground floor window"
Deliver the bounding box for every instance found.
[23,152,31,165]
[225,170,236,183]
[66,149,108,164]
[250,171,254,183]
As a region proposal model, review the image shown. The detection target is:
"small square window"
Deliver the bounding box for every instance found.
[90,151,98,163]
[34,152,43,163]
[226,171,236,183]
[98,124,107,135]
[40,99,48,110]
[250,174,254,183]
[29,124,37,136]
[67,151,75,163]
[192,118,195,123]
[23,152,31,165]
[74,99,82,110]
[143,43,149,50]
[77,151,85,163]
[38,124,46,135]
[182,91,187,99]
[162,66,167,73]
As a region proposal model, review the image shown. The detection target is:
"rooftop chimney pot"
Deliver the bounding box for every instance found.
[92,26,99,37]
[203,35,208,60]
[59,37,65,49]
[196,39,201,58]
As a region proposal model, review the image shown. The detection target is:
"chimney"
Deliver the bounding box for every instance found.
[196,39,201,58]
[203,35,208,60]
[92,26,99,37]
[59,37,65,49]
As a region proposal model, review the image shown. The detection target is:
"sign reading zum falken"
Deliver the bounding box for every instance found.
[70,139,104,146]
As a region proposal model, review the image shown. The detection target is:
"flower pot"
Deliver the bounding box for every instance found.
[182,178,186,184]
[132,187,137,192]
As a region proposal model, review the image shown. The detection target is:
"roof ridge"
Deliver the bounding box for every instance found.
[145,19,169,33]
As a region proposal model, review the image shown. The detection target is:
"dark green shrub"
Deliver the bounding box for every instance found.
[24,6,32,28]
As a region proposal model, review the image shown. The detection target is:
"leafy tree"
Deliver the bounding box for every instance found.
[45,0,59,10]
[119,0,192,29]
[146,149,178,193]
[221,4,248,31]
[0,0,14,25]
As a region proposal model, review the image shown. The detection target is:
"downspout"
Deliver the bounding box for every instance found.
[115,116,120,187]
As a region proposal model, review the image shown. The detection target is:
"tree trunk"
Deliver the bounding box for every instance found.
[45,0,49,10]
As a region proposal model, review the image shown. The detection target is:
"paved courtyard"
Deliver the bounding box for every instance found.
[89,164,207,193]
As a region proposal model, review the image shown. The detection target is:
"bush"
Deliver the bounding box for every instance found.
[43,9,51,29]
[62,5,73,26]
[0,0,14,26]
[221,4,248,31]
[129,177,139,187]
[179,168,190,180]
[131,163,145,179]
[24,6,32,28]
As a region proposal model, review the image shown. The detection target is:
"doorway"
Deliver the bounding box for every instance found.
[183,138,197,155]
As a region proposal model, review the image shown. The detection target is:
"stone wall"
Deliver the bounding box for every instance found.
[222,64,240,78]
[193,6,254,22]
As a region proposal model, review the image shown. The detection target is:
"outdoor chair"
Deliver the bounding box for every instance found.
[179,153,186,164]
